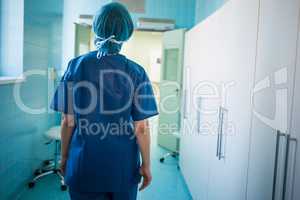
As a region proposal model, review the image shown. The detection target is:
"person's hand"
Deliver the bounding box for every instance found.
[60,156,67,176]
[139,164,152,191]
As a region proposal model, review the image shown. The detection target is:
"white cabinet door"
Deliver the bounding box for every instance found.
[288,26,300,200]
[247,0,300,200]
[179,26,214,200]
[180,0,259,199]
[201,1,259,200]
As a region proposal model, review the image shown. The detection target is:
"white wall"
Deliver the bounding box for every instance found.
[62,0,112,70]
[121,31,163,82]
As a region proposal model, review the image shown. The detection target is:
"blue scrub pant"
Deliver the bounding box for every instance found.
[69,186,138,200]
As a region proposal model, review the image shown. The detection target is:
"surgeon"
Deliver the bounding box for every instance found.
[51,2,158,200]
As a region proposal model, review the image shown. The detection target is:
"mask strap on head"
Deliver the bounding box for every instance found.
[95,35,124,59]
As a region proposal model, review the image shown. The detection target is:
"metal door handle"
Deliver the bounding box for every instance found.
[272,130,286,200]
[196,97,201,132]
[197,106,201,133]
[282,136,298,200]
[217,107,226,160]
[183,89,187,119]
[282,134,291,200]
[289,137,298,200]
[216,108,222,158]
[219,108,226,160]
[175,88,180,96]
[219,110,224,160]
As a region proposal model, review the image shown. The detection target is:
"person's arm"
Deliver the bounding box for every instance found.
[60,114,75,175]
[134,120,152,191]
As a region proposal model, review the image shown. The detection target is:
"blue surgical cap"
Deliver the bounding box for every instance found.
[93,2,134,58]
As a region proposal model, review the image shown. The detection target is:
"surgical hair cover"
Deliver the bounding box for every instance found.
[93,2,134,58]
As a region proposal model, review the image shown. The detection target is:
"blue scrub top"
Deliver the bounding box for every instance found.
[51,51,158,193]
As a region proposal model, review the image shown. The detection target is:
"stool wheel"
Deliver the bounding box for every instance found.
[160,158,165,163]
[61,185,67,191]
[34,169,42,176]
[43,160,51,165]
[28,182,35,188]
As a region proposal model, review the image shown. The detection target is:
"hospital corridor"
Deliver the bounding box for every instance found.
[1,0,300,200]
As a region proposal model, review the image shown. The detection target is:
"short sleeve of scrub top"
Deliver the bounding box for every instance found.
[50,60,74,114]
[131,69,159,121]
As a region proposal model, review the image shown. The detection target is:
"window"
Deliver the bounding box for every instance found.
[0,0,24,79]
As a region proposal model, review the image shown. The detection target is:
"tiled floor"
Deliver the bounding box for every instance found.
[17,118,192,200]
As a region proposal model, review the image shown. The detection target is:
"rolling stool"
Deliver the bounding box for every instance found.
[28,126,67,191]
[160,131,180,170]
[159,151,179,163]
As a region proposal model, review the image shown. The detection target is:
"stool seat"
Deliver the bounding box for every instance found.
[45,126,61,140]
[29,125,66,191]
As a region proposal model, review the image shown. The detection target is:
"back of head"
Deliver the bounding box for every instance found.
[93,2,134,58]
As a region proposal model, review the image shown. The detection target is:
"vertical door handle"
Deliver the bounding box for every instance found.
[217,107,226,160]
[282,136,298,200]
[196,97,201,132]
[183,89,187,119]
[272,130,286,200]
[197,106,201,133]
[216,107,222,158]
[219,109,225,160]
[282,134,291,200]
[219,107,227,160]
[175,88,180,96]
[289,137,298,200]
